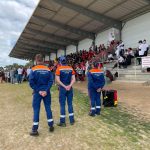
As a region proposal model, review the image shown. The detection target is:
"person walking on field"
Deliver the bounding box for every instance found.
[29,54,54,136]
[55,56,76,127]
[87,61,105,116]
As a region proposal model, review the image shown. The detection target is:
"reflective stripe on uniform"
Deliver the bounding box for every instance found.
[96,106,101,108]
[33,122,39,125]
[59,68,73,71]
[90,72,104,74]
[91,107,95,110]
[47,119,53,122]
[69,113,74,116]
[60,115,66,118]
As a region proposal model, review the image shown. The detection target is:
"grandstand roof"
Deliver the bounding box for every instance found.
[9,0,150,60]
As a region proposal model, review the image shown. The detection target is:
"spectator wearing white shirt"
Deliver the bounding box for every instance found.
[27,67,31,80]
[143,39,149,56]
[107,52,114,61]
[112,56,127,69]
[17,67,23,83]
[138,40,145,65]
[115,42,120,58]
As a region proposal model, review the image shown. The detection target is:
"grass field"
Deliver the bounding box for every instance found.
[0,83,150,150]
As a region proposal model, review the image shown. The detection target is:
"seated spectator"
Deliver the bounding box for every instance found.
[112,56,127,69]
[128,48,134,58]
[107,52,114,61]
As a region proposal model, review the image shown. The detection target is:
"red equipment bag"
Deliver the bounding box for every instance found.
[102,90,118,107]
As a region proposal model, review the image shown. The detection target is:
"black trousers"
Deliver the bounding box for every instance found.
[137,55,144,65]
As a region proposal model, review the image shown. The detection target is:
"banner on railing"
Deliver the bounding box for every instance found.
[142,56,150,68]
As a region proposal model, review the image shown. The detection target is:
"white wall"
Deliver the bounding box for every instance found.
[66,45,76,54]
[57,49,65,58]
[122,12,150,48]
[95,29,110,46]
[95,28,120,46]
[45,55,50,61]
[78,38,93,51]
[50,53,56,60]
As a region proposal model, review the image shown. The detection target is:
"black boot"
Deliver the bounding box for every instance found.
[96,112,101,115]
[57,122,66,127]
[70,120,75,125]
[49,126,54,132]
[88,112,95,117]
[30,130,39,136]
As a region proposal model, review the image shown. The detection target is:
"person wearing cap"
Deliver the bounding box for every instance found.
[55,56,76,127]
[87,61,105,116]
[29,54,54,136]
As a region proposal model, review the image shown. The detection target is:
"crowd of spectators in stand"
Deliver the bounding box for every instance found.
[0,66,31,84]
[49,39,149,82]
[0,39,149,84]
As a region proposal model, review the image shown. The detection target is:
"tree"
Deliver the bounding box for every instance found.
[25,61,34,68]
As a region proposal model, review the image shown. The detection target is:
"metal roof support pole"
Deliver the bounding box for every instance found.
[76,44,78,53]
[64,49,67,56]
[114,27,122,41]
[49,54,50,61]
[56,50,58,59]
[43,54,45,62]
[92,35,96,51]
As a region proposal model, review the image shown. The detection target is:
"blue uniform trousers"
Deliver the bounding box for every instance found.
[32,92,53,131]
[59,87,74,123]
[17,74,22,83]
[88,88,101,115]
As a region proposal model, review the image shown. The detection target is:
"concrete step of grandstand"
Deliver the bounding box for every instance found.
[117,77,150,81]
[113,69,142,73]
[104,65,143,73]
[117,72,150,81]
[103,61,150,82]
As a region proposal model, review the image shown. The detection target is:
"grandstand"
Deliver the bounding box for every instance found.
[9,0,150,81]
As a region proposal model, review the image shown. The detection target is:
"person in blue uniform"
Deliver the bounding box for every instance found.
[55,56,76,127]
[29,54,54,136]
[87,61,105,116]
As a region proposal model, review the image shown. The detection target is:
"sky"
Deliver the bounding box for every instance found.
[0,0,40,67]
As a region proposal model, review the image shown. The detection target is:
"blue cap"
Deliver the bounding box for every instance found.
[60,56,66,64]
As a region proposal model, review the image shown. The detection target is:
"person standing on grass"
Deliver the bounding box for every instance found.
[87,61,105,116]
[0,69,5,83]
[27,66,31,81]
[10,68,15,84]
[29,54,54,136]
[17,66,23,83]
[55,56,76,127]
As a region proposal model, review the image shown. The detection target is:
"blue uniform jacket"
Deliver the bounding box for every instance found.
[29,65,53,93]
[87,68,105,90]
[55,65,75,86]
